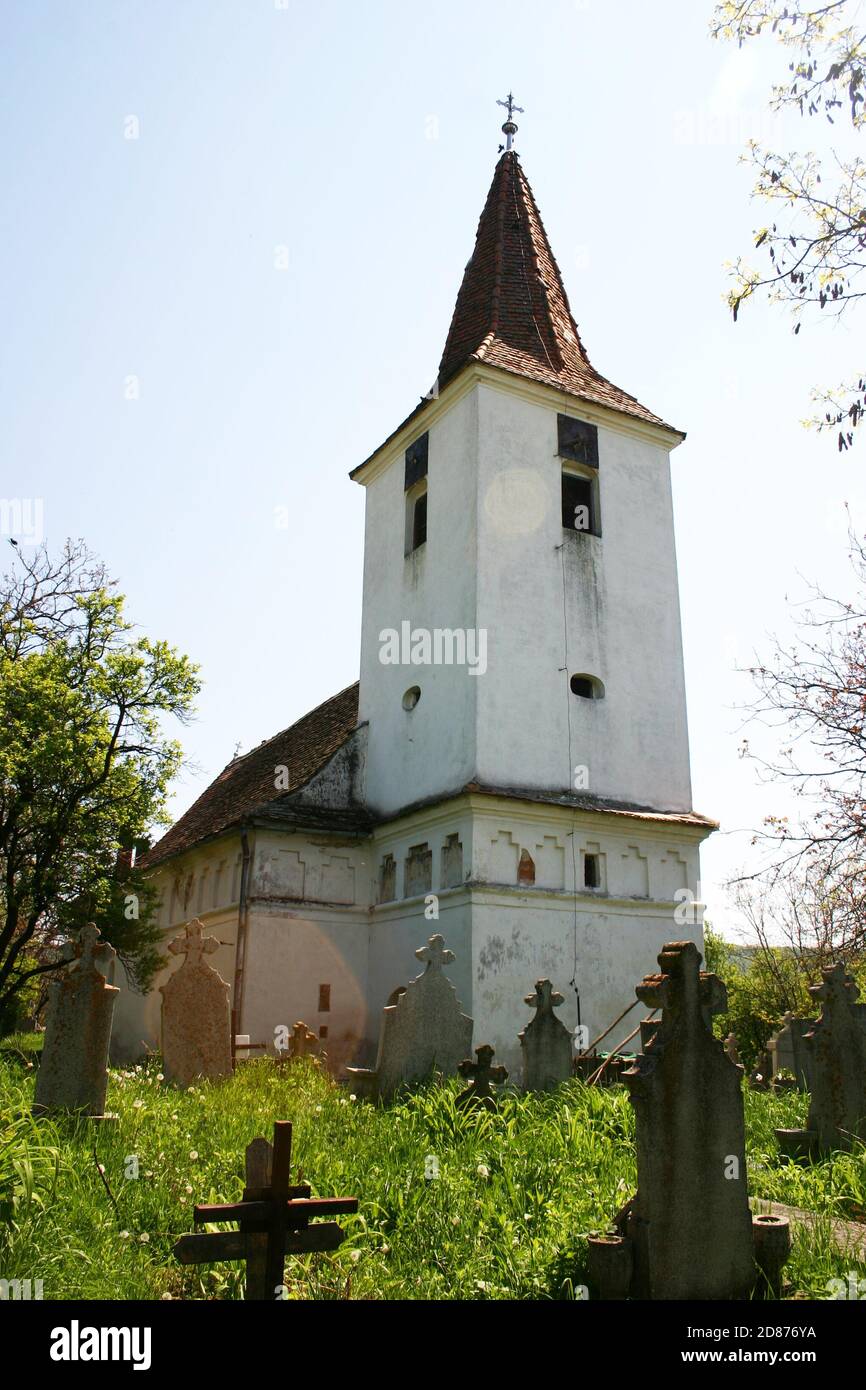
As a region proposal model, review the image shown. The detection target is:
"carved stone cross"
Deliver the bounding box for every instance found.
[456,1043,508,1110]
[524,979,564,1017]
[168,918,220,968]
[72,922,116,975]
[415,933,454,973]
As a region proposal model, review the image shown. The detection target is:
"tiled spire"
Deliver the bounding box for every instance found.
[437,151,674,431]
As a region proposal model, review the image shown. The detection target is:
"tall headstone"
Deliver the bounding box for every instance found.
[804,964,866,1151]
[160,919,232,1087]
[346,933,472,1100]
[34,924,119,1117]
[620,941,756,1300]
[769,1011,816,1090]
[519,979,573,1090]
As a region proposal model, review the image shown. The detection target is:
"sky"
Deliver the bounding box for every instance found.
[3,0,865,938]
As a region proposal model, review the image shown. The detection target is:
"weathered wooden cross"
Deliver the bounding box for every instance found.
[173,1121,358,1299]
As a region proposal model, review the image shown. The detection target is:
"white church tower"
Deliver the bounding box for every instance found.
[355,147,692,822]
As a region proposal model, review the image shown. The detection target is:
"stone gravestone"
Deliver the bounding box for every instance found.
[804,964,866,1151]
[769,1011,816,1091]
[456,1043,508,1110]
[619,940,756,1300]
[34,924,119,1117]
[160,919,232,1087]
[346,933,472,1100]
[519,979,573,1090]
[724,1033,741,1067]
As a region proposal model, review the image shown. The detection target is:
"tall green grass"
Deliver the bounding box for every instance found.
[0,1051,863,1300]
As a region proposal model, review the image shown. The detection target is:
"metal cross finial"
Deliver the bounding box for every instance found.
[496,91,524,151]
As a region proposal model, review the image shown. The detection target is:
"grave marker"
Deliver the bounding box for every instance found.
[346,933,472,1099]
[34,924,118,1118]
[803,964,866,1151]
[160,919,232,1087]
[519,979,573,1090]
[174,1121,358,1299]
[617,940,763,1300]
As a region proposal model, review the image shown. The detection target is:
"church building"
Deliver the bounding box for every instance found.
[112,121,715,1073]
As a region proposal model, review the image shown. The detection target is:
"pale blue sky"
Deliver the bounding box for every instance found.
[3,0,865,935]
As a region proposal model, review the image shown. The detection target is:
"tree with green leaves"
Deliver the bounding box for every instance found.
[0,540,199,1031]
[713,1,866,447]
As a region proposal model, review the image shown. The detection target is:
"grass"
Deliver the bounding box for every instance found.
[1,1044,864,1300]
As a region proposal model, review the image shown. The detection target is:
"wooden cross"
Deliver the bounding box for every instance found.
[456,1043,508,1110]
[173,1121,358,1299]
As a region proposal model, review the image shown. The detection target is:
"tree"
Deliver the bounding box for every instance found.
[712,1,866,447]
[0,540,199,1025]
[719,523,866,1021]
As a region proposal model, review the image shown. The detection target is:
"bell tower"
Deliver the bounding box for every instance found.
[353,132,693,824]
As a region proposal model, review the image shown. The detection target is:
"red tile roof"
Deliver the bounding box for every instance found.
[437,151,680,433]
[143,682,362,868]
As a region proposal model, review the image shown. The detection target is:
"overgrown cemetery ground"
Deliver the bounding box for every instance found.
[2,1038,865,1301]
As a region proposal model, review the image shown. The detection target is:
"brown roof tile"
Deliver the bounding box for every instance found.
[143,682,361,868]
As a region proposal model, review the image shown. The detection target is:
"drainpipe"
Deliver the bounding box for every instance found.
[232,827,253,1033]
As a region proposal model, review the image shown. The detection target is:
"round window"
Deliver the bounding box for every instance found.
[570,673,604,700]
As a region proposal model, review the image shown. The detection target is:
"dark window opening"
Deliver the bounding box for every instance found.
[404,432,429,490]
[570,673,604,700]
[412,492,427,550]
[318,983,331,1012]
[584,854,600,889]
[518,849,536,885]
[562,471,596,534]
[318,1025,328,1039]
[558,414,599,468]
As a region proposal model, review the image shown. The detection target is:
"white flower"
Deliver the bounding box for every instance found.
[349,1094,357,1102]
[349,1250,361,1263]
[97,1163,105,1175]
[119,1230,131,1240]
[185,1184,193,1195]
[451,1216,460,1227]
[314,1105,322,1114]
[156,1073,164,1082]
[139,1232,150,1243]
[476,1164,490,1179]
[189,1150,198,1161]
[160,1293,172,1301]
[133,1099,144,1109]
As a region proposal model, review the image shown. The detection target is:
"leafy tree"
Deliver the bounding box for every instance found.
[0,540,199,1024]
[712,1,866,447]
[703,923,812,1067]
